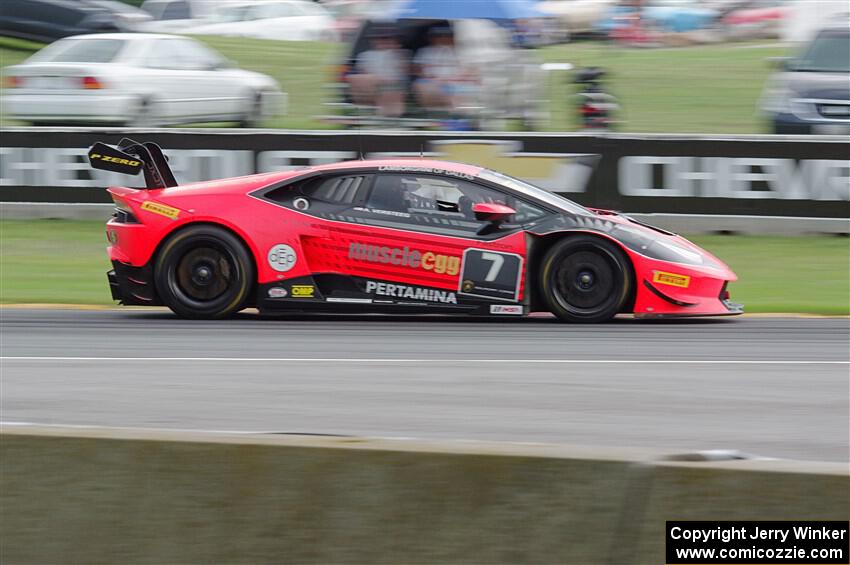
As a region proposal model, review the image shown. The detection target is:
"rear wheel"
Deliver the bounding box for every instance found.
[154,225,254,319]
[127,96,159,127]
[540,235,632,323]
[239,91,264,127]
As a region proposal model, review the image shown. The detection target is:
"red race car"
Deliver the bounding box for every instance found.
[90,138,742,322]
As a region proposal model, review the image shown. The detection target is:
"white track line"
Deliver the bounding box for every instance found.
[0,356,846,364]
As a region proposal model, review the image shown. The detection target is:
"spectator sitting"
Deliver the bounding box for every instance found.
[348,27,409,117]
[412,27,475,114]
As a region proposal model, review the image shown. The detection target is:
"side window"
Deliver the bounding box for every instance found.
[264,174,372,209]
[144,40,178,69]
[161,0,190,19]
[365,174,413,213]
[141,1,166,19]
[173,39,222,70]
[306,175,370,204]
[369,174,546,224]
[257,3,297,18]
[145,39,220,70]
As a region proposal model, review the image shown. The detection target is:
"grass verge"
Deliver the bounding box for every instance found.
[1,36,786,133]
[687,234,849,315]
[1,220,847,314]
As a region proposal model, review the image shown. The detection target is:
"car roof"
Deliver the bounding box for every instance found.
[56,33,187,41]
[308,158,484,176]
[159,159,482,196]
[224,0,316,6]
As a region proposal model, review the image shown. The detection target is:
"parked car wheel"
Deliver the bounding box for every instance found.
[154,225,254,319]
[540,235,633,323]
[239,91,265,127]
[127,96,160,127]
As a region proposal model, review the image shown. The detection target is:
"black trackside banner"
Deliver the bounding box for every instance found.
[666,521,850,564]
[1,129,848,218]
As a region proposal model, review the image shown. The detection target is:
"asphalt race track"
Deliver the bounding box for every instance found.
[1,309,848,462]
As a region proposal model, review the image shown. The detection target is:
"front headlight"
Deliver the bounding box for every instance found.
[648,239,704,265]
[611,225,717,268]
[760,83,792,115]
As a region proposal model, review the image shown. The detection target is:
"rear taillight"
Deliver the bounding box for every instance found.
[338,64,350,83]
[111,196,138,224]
[112,208,139,223]
[81,76,104,89]
[3,76,22,88]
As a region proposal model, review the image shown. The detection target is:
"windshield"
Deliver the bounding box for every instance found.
[793,31,850,73]
[478,169,592,216]
[28,38,125,63]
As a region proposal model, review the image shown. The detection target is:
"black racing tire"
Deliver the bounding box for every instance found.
[540,235,633,323]
[154,225,254,319]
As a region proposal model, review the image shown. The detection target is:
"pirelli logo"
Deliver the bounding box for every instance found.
[653,271,691,288]
[141,201,180,220]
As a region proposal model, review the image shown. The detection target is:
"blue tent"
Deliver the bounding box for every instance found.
[389,0,544,21]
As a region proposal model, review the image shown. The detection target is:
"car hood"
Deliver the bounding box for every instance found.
[531,209,735,278]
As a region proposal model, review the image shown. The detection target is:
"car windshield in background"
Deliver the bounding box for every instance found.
[478,169,592,216]
[793,31,850,73]
[29,39,125,64]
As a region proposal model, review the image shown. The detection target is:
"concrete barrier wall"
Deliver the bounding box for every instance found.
[1,427,847,565]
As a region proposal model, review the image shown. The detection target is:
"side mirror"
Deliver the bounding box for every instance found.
[473,202,516,223]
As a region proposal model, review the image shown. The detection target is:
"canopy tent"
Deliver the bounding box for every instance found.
[388,0,544,21]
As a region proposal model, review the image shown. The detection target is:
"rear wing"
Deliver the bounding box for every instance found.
[88,138,178,189]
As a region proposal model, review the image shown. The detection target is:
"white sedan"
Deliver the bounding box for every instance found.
[178,0,339,42]
[1,33,286,127]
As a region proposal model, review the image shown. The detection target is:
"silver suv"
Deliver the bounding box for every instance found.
[761,19,850,134]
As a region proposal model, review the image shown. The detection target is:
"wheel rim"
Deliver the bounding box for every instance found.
[551,249,619,315]
[171,246,236,304]
[131,98,154,127]
[245,93,262,125]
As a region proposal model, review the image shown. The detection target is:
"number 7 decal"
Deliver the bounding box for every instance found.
[480,252,504,282]
[459,249,523,301]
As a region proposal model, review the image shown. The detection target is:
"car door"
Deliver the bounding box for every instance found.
[171,38,246,118]
[140,38,243,121]
[309,171,543,307]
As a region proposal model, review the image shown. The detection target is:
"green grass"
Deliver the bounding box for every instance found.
[540,41,787,133]
[0,220,112,304]
[688,234,850,315]
[1,35,786,133]
[1,220,847,313]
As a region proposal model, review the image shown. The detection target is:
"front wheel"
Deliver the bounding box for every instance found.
[540,236,633,323]
[154,225,254,319]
